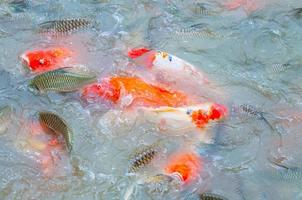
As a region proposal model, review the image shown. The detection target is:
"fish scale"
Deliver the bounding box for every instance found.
[39,111,73,153]
[38,18,91,35]
[128,143,160,173]
[30,68,97,92]
[200,192,229,200]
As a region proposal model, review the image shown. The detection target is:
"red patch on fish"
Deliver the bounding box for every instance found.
[128,48,156,68]
[165,152,202,183]
[21,47,73,72]
[128,48,151,59]
[225,0,262,14]
[209,103,228,120]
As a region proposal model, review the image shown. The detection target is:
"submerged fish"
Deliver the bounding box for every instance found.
[142,173,182,194]
[267,63,291,74]
[37,18,92,35]
[39,111,73,152]
[128,143,160,173]
[164,151,202,183]
[82,76,189,108]
[289,8,302,18]
[30,68,97,93]
[200,192,229,200]
[237,104,276,132]
[20,47,73,72]
[174,24,221,40]
[0,105,12,134]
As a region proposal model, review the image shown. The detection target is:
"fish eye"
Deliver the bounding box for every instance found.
[186,109,192,115]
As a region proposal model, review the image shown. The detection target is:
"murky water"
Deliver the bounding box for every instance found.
[0,0,302,199]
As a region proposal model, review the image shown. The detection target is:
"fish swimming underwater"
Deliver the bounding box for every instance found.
[30,68,97,93]
[199,192,229,200]
[37,18,92,35]
[39,111,73,153]
[21,47,73,72]
[0,105,12,134]
[128,142,161,173]
[164,151,202,184]
[82,76,190,108]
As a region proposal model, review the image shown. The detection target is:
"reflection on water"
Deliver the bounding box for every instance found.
[0,0,302,199]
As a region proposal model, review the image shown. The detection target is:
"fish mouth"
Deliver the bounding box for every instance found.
[20,53,30,68]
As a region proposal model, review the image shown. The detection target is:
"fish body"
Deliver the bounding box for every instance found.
[30,68,97,93]
[141,173,181,194]
[200,192,229,200]
[128,48,208,85]
[38,111,73,153]
[82,76,189,108]
[175,24,221,40]
[21,47,73,72]
[37,18,91,35]
[138,103,227,137]
[290,8,302,18]
[128,143,160,173]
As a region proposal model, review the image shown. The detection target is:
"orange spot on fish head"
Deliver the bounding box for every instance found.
[191,110,210,128]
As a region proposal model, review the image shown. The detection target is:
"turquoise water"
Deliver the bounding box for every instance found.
[0,0,302,199]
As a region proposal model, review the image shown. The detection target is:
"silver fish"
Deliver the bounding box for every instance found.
[39,111,73,153]
[142,173,181,194]
[37,18,92,35]
[29,68,97,93]
[174,23,221,40]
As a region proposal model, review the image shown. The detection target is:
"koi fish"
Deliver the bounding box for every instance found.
[138,103,227,140]
[82,76,190,108]
[128,47,209,85]
[164,151,202,184]
[224,0,262,14]
[20,47,73,72]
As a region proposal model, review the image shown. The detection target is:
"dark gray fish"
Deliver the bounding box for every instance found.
[29,68,97,93]
[238,104,275,131]
[128,143,160,173]
[37,18,92,35]
[200,192,229,200]
[290,8,302,18]
[268,159,302,185]
[39,111,73,153]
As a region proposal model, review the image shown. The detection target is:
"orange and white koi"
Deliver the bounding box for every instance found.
[20,47,73,73]
[82,76,190,108]
[164,151,202,184]
[128,48,209,85]
[137,103,227,143]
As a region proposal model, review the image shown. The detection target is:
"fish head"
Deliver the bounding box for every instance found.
[187,103,228,128]
[20,50,53,71]
[20,48,72,72]
[81,80,120,104]
[128,47,156,68]
[165,152,202,184]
